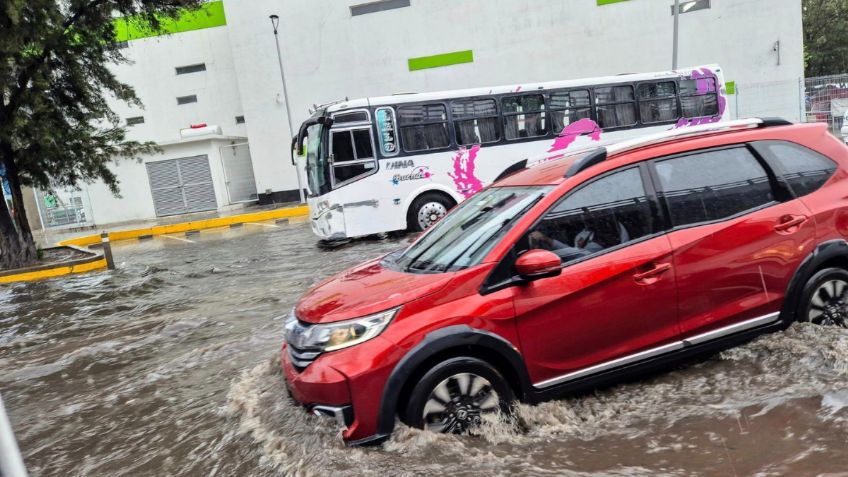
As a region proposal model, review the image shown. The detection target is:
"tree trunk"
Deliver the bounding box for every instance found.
[0,144,37,270]
[0,189,29,270]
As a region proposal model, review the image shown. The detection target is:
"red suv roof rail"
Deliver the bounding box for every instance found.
[564,117,793,178]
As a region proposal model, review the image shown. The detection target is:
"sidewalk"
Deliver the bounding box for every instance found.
[44,202,308,247]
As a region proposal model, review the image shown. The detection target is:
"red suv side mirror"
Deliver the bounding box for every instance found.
[515,249,562,281]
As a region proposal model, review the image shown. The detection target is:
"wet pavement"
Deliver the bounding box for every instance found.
[1,220,847,476]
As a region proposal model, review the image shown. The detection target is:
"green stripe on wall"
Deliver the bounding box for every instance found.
[115,1,226,42]
[408,50,474,71]
[597,0,629,5]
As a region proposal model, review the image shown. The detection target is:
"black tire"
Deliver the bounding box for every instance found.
[407,192,454,232]
[403,356,515,434]
[796,267,848,327]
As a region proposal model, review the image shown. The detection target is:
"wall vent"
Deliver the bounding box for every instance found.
[177,95,198,105]
[176,63,207,75]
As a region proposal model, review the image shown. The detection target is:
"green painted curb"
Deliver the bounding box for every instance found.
[408,50,474,71]
[597,0,629,5]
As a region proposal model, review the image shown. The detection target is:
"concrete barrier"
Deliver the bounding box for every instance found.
[0,247,107,284]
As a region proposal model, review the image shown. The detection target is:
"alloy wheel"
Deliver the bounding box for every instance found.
[422,372,500,433]
[808,278,848,327]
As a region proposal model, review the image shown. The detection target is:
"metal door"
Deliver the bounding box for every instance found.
[146,156,218,216]
[219,143,258,203]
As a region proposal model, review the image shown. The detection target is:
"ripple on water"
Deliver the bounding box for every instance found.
[4,222,848,476]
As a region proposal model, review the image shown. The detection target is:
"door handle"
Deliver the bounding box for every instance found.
[633,262,672,282]
[774,214,807,232]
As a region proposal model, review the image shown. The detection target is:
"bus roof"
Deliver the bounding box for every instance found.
[324,64,723,113]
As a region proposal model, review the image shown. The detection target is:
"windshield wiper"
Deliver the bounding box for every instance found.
[443,193,546,271]
[407,259,447,273]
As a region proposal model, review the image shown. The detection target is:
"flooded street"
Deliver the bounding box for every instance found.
[2,221,848,476]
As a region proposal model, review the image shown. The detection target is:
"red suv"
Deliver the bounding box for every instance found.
[281,118,848,446]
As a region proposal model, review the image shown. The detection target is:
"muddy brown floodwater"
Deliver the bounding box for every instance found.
[2,221,848,476]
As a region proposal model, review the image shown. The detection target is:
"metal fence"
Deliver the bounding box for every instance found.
[34,187,94,229]
[804,73,848,136]
[733,78,805,123]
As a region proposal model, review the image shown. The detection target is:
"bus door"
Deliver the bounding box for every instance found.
[328,126,385,237]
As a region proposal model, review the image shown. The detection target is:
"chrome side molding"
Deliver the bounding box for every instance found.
[682,312,780,346]
[533,312,781,389]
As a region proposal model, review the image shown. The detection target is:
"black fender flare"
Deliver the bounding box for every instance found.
[781,239,848,323]
[374,325,532,438]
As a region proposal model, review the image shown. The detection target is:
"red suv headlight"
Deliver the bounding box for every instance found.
[283,308,399,368]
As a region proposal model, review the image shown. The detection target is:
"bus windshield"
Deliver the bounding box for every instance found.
[391,186,551,273]
[305,122,329,196]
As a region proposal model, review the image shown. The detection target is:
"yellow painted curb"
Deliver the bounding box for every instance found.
[0,257,107,284]
[58,205,309,247]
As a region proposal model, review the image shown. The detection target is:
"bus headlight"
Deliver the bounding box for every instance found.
[284,308,398,352]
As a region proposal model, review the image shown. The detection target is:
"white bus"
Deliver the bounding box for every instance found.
[293,65,729,241]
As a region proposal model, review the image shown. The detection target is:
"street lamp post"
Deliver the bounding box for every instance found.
[270,14,305,204]
[672,0,680,70]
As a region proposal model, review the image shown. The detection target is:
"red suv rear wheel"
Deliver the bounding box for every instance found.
[799,267,848,328]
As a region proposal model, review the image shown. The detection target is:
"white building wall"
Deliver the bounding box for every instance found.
[83,138,242,225]
[109,26,247,143]
[75,0,801,227]
[223,0,803,197]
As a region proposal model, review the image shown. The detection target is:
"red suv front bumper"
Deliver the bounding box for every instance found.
[280,336,400,444]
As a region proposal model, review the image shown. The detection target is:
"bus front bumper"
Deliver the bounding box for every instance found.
[309,200,348,241]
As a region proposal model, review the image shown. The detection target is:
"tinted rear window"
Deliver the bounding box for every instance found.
[757,141,837,197]
[655,147,774,227]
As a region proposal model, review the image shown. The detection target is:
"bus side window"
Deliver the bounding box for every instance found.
[398,104,450,153]
[502,94,547,140]
[353,129,374,160]
[550,90,591,133]
[331,131,355,162]
[330,128,377,186]
[595,85,637,129]
[680,77,719,117]
[452,98,500,145]
[638,81,678,124]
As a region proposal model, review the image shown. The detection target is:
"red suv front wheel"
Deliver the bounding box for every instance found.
[402,357,515,433]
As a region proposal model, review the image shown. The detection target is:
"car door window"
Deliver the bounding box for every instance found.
[330,128,377,186]
[654,147,775,228]
[523,167,655,264]
[754,141,837,197]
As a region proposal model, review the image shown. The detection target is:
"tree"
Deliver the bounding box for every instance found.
[804,0,848,77]
[0,0,202,270]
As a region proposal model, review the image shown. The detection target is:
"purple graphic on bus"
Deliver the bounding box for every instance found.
[548,118,602,153]
[449,144,483,198]
[674,68,727,128]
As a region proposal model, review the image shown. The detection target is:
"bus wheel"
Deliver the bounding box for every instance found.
[408,192,454,232]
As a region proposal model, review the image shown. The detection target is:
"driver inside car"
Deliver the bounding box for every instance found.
[528,228,604,261]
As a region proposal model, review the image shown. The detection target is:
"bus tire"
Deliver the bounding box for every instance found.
[407,192,455,232]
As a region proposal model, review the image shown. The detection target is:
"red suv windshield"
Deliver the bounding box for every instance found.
[393,186,551,273]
